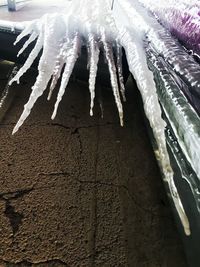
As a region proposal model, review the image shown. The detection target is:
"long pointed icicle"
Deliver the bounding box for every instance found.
[88,35,100,116]
[116,44,126,102]
[128,32,190,235]
[48,39,70,100]
[51,32,80,120]
[100,27,123,126]
[9,30,44,85]
[117,19,190,235]
[12,15,65,134]
[79,0,100,116]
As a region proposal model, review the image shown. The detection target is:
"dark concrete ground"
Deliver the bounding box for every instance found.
[0,61,187,266]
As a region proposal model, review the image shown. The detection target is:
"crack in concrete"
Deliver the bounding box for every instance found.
[75,178,169,218]
[71,117,100,267]
[88,126,99,267]
[51,122,121,134]
[0,120,130,130]
[0,181,168,219]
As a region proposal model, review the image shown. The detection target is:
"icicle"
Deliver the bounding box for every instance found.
[12,1,124,130]
[77,1,101,116]
[12,14,66,134]
[116,44,126,102]
[9,30,44,85]
[115,0,190,235]
[51,32,80,120]
[100,27,123,126]
[120,27,190,236]
[17,32,38,57]
[88,34,100,116]
[47,39,70,100]
[13,20,38,46]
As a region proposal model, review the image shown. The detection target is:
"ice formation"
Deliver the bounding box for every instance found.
[9,0,192,235]
[139,0,200,57]
[10,0,124,133]
[114,0,191,235]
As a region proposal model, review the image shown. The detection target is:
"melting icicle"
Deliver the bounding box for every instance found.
[51,32,80,120]
[100,27,123,126]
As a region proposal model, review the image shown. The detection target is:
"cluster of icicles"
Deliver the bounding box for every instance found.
[10,1,125,134]
[10,0,191,235]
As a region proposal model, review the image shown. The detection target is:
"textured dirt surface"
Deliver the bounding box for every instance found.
[0,62,187,266]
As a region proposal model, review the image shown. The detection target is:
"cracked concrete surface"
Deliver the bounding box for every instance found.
[0,62,187,266]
